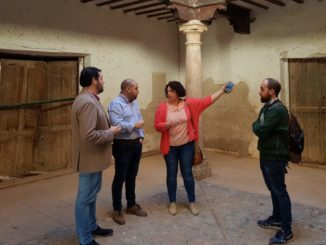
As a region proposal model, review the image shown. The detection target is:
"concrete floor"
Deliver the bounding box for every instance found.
[0,151,325,245]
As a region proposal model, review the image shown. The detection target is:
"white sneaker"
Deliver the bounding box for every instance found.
[168,202,177,216]
[189,202,199,216]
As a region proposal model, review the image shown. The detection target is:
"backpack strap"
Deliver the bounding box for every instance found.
[269,100,290,123]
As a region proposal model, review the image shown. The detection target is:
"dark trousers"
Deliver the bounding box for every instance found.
[260,159,292,232]
[163,141,195,203]
[112,139,142,211]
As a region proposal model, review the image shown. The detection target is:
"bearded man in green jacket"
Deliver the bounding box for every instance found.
[252,78,293,245]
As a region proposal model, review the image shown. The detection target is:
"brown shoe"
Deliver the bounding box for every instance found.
[112,211,126,225]
[126,204,147,217]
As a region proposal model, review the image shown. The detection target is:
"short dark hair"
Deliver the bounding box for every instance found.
[80,67,101,87]
[165,81,186,98]
[265,78,281,96]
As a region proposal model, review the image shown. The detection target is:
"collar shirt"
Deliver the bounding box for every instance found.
[109,94,144,140]
[266,97,279,106]
[92,93,100,101]
[260,98,280,125]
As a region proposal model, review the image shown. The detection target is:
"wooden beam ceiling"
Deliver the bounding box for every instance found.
[240,0,268,9]
[147,10,171,17]
[262,0,286,6]
[80,0,312,33]
[110,0,153,9]
[124,2,165,13]
[97,0,124,7]
[136,7,167,15]
[157,15,174,20]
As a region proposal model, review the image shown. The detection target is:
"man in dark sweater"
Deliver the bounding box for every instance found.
[252,78,293,244]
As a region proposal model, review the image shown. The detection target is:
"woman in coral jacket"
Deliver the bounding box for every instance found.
[154,81,229,216]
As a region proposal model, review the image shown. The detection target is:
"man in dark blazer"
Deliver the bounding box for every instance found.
[72,67,121,245]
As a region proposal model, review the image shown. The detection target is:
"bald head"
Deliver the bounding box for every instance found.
[120,79,139,102]
[121,79,136,92]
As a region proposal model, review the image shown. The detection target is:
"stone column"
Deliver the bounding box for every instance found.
[179,20,207,99]
[180,20,211,180]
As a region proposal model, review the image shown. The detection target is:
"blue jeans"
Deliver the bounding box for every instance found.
[260,159,292,232]
[164,141,195,203]
[112,139,142,210]
[75,172,102,245]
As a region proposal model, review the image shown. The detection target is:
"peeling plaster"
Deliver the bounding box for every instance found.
[202,79,257,157]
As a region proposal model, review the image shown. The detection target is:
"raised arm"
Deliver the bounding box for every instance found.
[211,84,227,103]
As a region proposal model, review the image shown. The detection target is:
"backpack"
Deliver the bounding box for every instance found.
[288,112,304,163]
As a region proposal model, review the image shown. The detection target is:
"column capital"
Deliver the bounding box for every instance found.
[170,1,226,22]
[179,20,208,34]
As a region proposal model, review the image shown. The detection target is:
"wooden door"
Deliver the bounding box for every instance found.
[288,58,326,164]
[0,60,46,175]
[0,58,78,176]
[34,61,78,171]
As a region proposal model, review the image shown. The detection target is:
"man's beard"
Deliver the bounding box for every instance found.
[96,84,103,94]
[260,95,271,103]
[129,94,138,102]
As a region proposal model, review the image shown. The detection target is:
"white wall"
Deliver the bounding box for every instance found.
[203,1,326,104]
[1,0,325,156]
[180,1,326,157]
[0,0,180,152]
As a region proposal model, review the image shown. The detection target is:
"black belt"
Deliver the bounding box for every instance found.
[114,138,141,143]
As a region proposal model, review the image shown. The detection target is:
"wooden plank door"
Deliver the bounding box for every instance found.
[33,61,78,171]
[288,58,326,164]
[0,59,78,176]
[0,60,46,175]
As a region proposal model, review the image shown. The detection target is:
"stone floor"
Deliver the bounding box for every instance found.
[0,151,325,245]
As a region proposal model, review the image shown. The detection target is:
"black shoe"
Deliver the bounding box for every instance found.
[80,239,99,245]
[91,225,113,237]
[257,216,282,229]
[269,229,294,244]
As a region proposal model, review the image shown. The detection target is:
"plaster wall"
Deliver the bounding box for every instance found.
[0,0,180,152]
[179,1,326,157]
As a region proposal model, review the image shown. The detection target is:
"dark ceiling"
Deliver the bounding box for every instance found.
[80,0,312,34]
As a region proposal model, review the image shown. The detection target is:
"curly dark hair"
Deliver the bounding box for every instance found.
[165,81,186,98]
